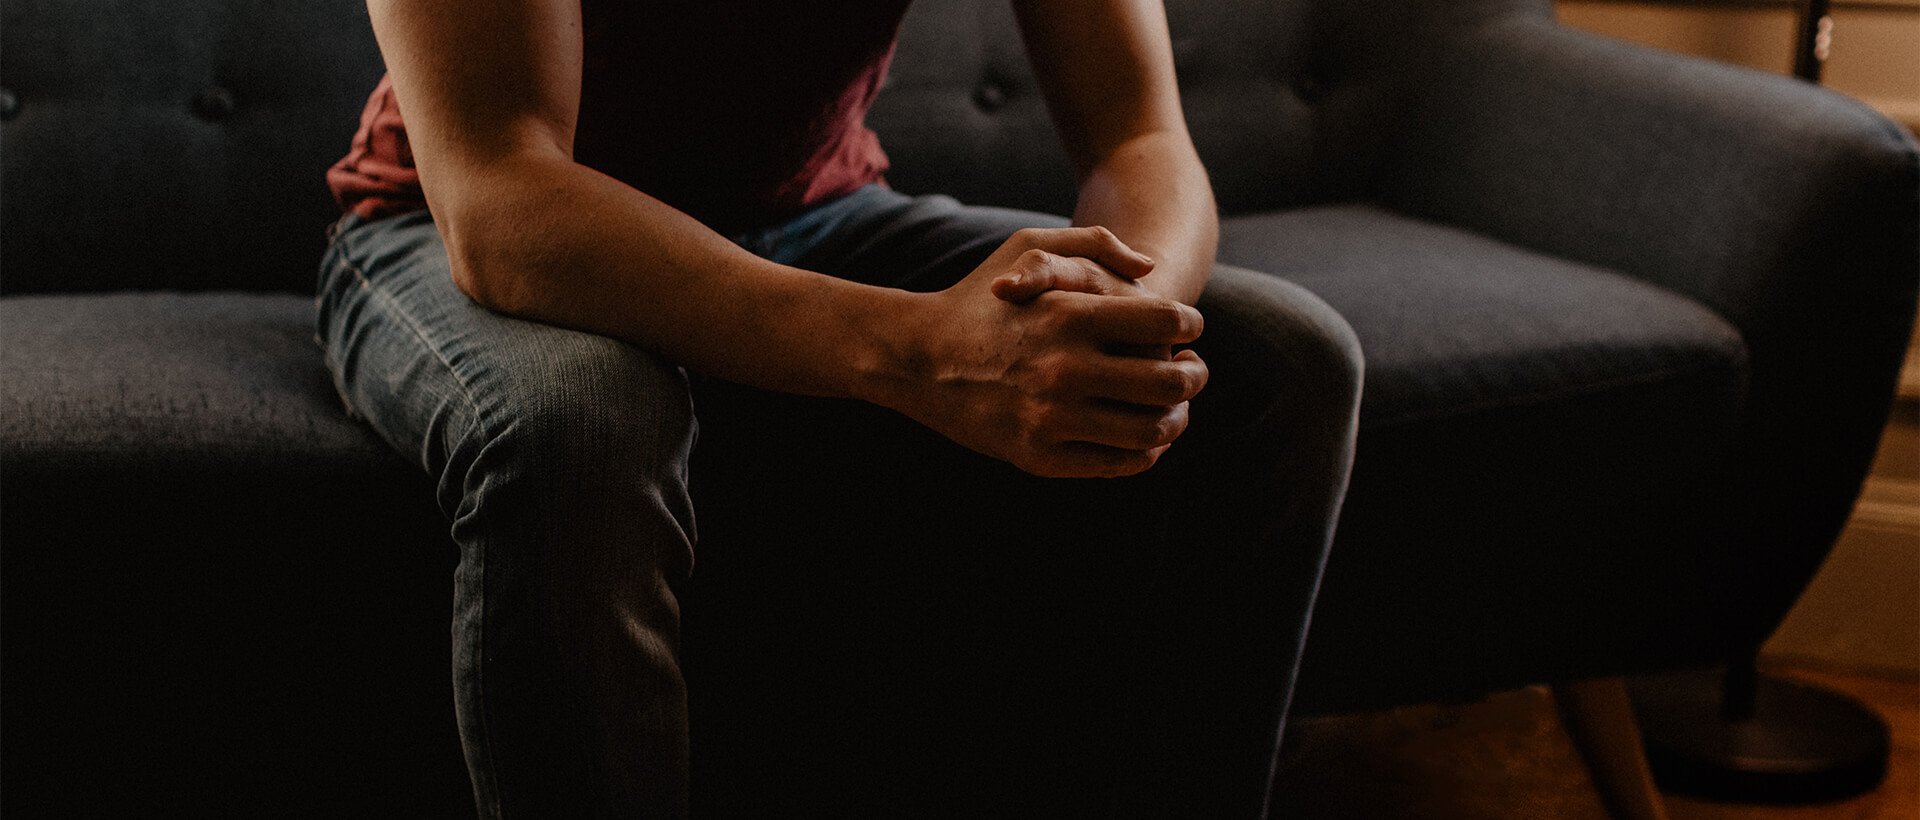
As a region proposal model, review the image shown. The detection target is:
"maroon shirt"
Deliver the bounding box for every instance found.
[329,0,914,232]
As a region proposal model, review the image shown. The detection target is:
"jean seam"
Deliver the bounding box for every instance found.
[315,246,360,420]
[330,224,506,812]
[330,229,490,429]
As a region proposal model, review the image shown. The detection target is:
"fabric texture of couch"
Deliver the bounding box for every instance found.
[3,0,1914,813]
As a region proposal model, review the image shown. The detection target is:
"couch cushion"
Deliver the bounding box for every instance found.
[1220,205,1753,710]
[872,0,1409,218]
[0,292,391,470]
[0,0,387,294]
[1222,204,1748,430]
[0,292,470,814]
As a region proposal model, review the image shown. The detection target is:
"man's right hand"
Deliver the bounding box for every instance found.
[879,227,1209,479]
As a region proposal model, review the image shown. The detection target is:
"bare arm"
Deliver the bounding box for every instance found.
[1007,0,1219,306]
[366,0,914,399]
[363,0,1207,477]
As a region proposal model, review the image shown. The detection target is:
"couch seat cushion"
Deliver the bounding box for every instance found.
[1222,204,1748,430]
[1222,205,1752,711]
[0,292,396,472]
[0,292,469,813]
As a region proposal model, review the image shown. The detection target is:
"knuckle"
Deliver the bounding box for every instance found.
[1149,302,1187,338]
[1013,396,1044,432]
[1168,307,1202,341]
[1167,366,1198,401]
[1146,415,1176,446]
[1033,355,1073,392]
[1159,407,1189,443]
[1065,259,1102,285]
[1157,367,1193,401]
[1009,227,1040,248]
[1134,419,1172,449]
[1111,449,1157,477]
[1088,225,1118,244]
[1022,398,1064,436]
[1016,248,1052,271]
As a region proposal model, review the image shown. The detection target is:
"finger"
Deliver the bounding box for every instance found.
[1109,342,1173,360]
[992,250,1141,303]
[1054,293,1204,346]
[1030,441,1168,479]
[1055,353,1208,406]
[1049,400,1190,451]
[1008,226,1155,280]
[992,252,1123,303]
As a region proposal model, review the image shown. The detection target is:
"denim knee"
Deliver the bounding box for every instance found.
[477,333,693,472]
[1194,265,1364,448]
[446,328,700,579]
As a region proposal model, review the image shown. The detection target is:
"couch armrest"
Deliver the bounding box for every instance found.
[1386,15,1918,637]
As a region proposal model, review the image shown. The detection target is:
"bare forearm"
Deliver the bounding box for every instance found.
[1069,131,1218,306]
[366,0,1205,478]
[451,169,1207,476]
[441,156,917,401]
[365,0,924,403]
[1010,0,1217,304]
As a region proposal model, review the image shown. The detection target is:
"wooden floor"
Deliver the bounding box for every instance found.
[1271,666,1919,819]
[1268,397,1920,818]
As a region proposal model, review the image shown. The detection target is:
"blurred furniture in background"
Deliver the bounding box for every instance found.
[3,0,1913,813]
[1555,0,1919,800]
[1794,0,1834,82]
[1558,0,1920,133]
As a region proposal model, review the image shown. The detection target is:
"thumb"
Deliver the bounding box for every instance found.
[991,252,1132,304]
[990,269,1055,303]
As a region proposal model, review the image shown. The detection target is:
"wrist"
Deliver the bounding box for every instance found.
[843,287,935,410]
[1139,266,1206,305]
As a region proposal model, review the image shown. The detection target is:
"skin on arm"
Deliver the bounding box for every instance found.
[995,0,1221,307]
[988,0,1218,457]
[365,0,1207,477]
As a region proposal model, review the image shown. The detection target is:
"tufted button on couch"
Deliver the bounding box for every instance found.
[3,0,1914,814]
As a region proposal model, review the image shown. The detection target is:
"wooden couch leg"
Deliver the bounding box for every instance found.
[1553,677,1671,820]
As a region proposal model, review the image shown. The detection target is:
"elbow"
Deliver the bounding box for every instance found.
[439,216,529,316]
[417,151,576,315]
[446,244,501,310]
[427,167,558,316]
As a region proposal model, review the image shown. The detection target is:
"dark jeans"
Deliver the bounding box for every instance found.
[317,185,1362,818]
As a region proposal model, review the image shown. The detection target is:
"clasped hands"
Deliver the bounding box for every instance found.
[897,226,1207,479]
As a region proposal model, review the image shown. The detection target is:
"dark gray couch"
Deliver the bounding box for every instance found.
[4,0,1914,814]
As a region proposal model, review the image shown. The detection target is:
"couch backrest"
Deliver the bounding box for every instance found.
[873,0,1322,218]
[872,0,1548,218]
[1,0,387,295]
[0,0,1545,295]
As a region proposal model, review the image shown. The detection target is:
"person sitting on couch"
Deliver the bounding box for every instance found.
[319,0,1363,815]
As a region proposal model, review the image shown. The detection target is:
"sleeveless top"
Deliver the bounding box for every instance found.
[328,0,914,233]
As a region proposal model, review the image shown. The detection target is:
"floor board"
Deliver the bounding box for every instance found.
[1271,667,1918,819]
